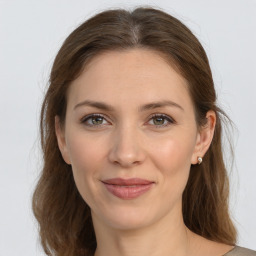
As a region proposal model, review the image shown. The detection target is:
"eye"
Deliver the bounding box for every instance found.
[81,113,175,128]
[81,114,110,127]
[148,114,175,128]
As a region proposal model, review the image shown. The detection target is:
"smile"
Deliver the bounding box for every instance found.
[102,183,154,199]
[101,178,155,199]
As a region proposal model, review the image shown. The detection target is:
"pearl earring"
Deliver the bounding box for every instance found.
[197,157,203,165]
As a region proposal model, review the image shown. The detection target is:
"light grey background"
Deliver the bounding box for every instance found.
[0,0,255,255]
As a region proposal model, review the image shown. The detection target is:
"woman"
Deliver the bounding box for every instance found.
[32,7,256,256]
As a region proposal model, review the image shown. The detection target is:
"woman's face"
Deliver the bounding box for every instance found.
[56,49,206,230]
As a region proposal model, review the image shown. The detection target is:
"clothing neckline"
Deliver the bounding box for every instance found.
[223,246,237,256]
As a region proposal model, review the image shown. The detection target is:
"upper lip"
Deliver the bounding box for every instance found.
[102,178,154,186]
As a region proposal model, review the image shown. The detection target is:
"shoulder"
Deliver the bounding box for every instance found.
[224,246,256,256]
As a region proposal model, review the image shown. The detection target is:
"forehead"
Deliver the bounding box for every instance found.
[67,49,193,111]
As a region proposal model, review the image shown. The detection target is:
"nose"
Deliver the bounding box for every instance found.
[108,125,146,168]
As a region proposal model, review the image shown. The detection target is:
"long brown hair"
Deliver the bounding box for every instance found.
[32,7,237,256]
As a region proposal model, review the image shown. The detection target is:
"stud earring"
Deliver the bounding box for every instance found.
[197,157,203,165]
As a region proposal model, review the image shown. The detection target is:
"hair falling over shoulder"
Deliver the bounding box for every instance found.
[32,7,237,256]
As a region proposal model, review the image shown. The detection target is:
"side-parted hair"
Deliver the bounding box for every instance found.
[32,7,237,256]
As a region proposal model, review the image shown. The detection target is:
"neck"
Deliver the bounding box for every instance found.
[92,205,192,256]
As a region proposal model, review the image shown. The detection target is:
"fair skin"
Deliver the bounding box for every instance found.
[55,49,234,256]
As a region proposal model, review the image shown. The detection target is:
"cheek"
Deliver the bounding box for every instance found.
[149,133,195,172]
[148,133,195,196]
[66,132,106,204]
[68,136,102,172]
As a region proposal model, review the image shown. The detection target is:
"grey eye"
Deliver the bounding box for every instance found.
[91,116,104,125]
[82,114,108,126]
[152,116,166,125]
[148,114,175,127]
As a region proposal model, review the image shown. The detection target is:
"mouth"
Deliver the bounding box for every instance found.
[101,178,155,199]
[102,177,154,186]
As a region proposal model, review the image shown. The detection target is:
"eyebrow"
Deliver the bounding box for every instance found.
[73,100,184,112]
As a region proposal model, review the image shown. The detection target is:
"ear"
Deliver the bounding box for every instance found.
[55,116,71,165]
[191,110,216,164]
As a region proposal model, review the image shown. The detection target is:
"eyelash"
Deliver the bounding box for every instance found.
[80,113,176,128]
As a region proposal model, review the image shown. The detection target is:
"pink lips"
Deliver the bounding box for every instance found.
[102,178,154,200]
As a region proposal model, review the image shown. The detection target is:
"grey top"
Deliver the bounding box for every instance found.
[223,246,256,256]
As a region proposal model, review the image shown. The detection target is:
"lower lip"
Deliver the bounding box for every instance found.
[103,183,154,199]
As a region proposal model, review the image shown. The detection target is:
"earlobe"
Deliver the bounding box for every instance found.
[55,116,71,165]
[191,110,216,165]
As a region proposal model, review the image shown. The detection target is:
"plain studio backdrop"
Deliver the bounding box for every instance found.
[0,0,255,255]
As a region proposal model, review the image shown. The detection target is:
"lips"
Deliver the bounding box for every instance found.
[101,178,155,199]
[102,178,154,186]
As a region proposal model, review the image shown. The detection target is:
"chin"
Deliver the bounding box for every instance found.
[108,217,151,231]
[94,205,155,231]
